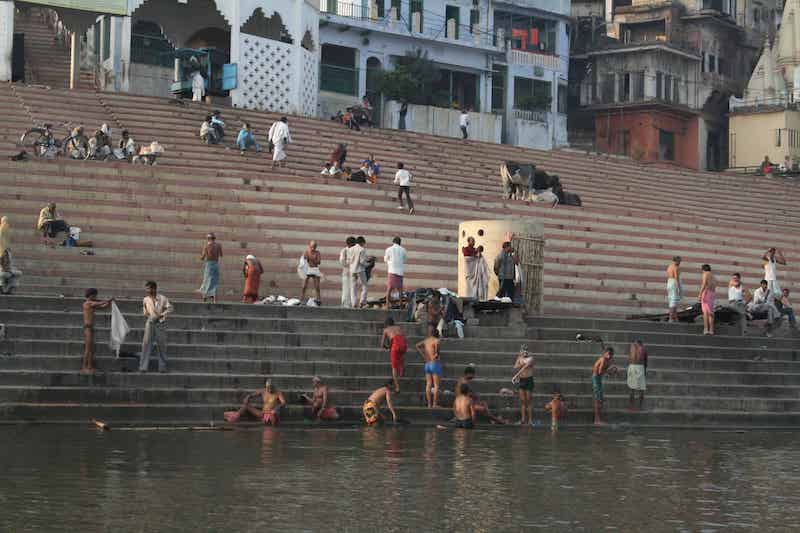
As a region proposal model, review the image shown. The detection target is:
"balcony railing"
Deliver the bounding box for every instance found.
[321,0,375,20]
[513,109,548,122]
[507,49,560,70]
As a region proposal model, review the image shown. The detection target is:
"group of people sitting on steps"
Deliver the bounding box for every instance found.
[320,144,381,183]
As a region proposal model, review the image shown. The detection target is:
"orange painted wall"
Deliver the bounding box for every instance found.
[594,109,699,169]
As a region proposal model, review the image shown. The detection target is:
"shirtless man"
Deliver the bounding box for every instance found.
[415,325,441,408]
[363,379,397,425]
[666,256,682,322]
[301,240,322,304]
[225,380,287,426]
[302,376,340,421]
[592,347,619,426]
[627,340,648,410]
[513,347,535,425]
[544,392,567,431]
[452,383,475,429]
[199,233,222,303]
[81,288,113,374]
[380,317,407,392]
[457,366,507,424]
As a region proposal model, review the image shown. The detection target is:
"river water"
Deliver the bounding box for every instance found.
[1,426,798,532]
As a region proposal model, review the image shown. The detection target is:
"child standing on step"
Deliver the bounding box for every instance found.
[544,392,567,431]
[81,288,113,375]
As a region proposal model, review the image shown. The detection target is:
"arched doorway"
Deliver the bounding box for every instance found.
[366,56,383,127]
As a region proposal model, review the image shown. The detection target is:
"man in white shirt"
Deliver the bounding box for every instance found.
[394,162,414,215]
[727,272,748,334]
[268,117,292,169]
[346,238,367,308]
[140,280,173,372]
[384,236,407,308]
[459,109,470,140]
[747,279,780,329]
[762,247,786,298]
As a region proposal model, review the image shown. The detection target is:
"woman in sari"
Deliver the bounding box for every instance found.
[242,254,264,303]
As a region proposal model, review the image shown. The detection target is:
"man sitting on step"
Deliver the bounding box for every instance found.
[225,379,287,426]
[747,280,782,335]
[200,116,219,145]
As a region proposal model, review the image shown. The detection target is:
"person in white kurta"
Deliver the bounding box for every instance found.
[191,71,205,102]
[268,117,292,168]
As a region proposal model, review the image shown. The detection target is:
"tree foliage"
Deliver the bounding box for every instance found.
[377,49,441,105]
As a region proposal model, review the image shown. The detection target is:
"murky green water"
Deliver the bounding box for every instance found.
[0,426,798,532]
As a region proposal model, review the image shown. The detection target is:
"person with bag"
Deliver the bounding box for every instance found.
[81,288,113,374]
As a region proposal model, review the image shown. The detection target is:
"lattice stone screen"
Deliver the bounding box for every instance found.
[238,33,294,112]
[300,48,319,116]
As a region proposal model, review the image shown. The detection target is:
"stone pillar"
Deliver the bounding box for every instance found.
[117,16,132,92]
[69,32,81,89]
[0,0,14,82]
[173,58,181,82]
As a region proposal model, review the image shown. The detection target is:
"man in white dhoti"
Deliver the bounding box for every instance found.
[339,237,355,307]
[268,116,292,169]
[191,70,205,102]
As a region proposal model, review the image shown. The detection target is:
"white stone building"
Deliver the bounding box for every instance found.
[0,0,571,149]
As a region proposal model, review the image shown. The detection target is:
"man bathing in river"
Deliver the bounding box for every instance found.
[380,317,407,392]
[81,288,113,374]
[457,366,507,424]
[225,380,286,426]
[415,324,441,408]
[363,379,398,425]
[302,376,340,421]
[592,347,619,426]
[452,383,475,429]
[513,347,535,425]
[627,340,648,410]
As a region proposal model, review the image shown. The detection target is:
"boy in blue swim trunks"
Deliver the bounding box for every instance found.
[592,347,619,426]
[415,325,442,408]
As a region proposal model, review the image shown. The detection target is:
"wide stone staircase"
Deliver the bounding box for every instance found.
[1,295,798,427]
[1,82,799,316]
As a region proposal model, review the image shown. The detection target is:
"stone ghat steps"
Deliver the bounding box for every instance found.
[6,357,800,385]
[9,84,800,230]
[5,403,800,427]
[3,161,800,316]
[1,384,799,412]
[12,339,796,364]
[3,369,800,395]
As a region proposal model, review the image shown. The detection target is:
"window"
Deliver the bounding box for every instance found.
[615,130,631,155]
[409,0,424,32]
[776,129,782,147]
[632,71,645,100]
[557,84,567,113]
[320,44,358,95]
[659,130,675,160]
[494,11,557,54]
[514,77,551,109]
[491,65,506,112]
[620,73,631,102]
[673,78,680,103]
[664,74,672,102]
[470,9,480,33]
[709,54,717,73]
[445,5,460,39]
[102,16,111,61]
[131,21,175,67]
[656,72,663,99]
[701,53,706,73]
[93,21,101,62]
[718,57,726,77]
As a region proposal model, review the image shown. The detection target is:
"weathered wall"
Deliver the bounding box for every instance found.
[382,100,502,143]
[128,62,173,97]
